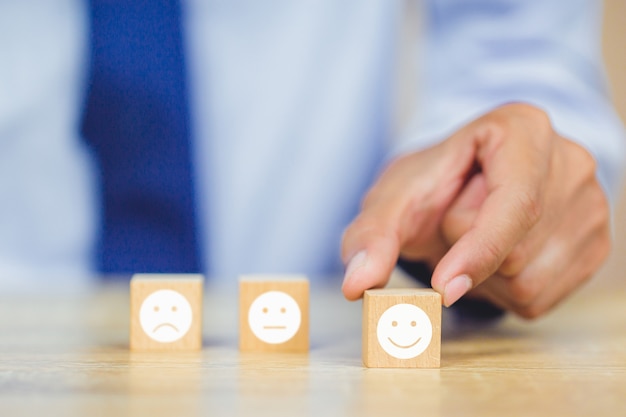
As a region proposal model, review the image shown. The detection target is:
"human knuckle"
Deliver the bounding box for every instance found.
[594,208,610,234]
[348,215,381,237]
[342,218,366,246]
[594,191,610,222]
[509,279,542,306]
[342,215,395,258]
[584,192,610,234]
[518,103,550,123]
[528,106,551,132]
[580,151,598,178]
[479,104,553,149]
[596,234,612,264]
[516,305,544,320]
[499,246,527,277]
[479,236,505,274]
[504,103,552,131]
[515,187,543,228]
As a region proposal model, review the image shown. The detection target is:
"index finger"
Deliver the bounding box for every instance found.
[431,105,551,306]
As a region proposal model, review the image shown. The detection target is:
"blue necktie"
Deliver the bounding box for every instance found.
[81,0,202,273]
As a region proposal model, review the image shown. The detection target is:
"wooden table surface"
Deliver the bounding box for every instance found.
[0,278,624,417]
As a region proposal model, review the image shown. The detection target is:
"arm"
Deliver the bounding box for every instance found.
[0,0,96,290]
[341,0,626,318]
[403,0,625,200]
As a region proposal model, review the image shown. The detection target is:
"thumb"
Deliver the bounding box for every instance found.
[341,220,400,301]
[341,140,478,301]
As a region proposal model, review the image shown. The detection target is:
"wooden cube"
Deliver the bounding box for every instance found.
[239,276,309,352]
[363,288,441,368]
[130,274,204,351]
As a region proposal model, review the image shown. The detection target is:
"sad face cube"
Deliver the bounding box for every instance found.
[130,274,204,351]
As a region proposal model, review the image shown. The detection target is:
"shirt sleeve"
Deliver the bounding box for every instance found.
[0,0,96,289]
[395,0,626,204]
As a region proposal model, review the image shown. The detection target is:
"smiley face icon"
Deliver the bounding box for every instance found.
[376,303,433,359]
[248,291,301,344]
[139,289,193,343]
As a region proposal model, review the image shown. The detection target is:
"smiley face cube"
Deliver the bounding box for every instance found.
[239,276,309,352]
[363,288,441,368]
[130,274,204,351]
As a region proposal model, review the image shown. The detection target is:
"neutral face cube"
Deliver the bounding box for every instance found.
[239,276,309,352]
[363,288,441,368]
[130,274,204,351]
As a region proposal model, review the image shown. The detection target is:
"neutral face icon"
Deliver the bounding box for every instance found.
[139,289,193,343]
[248,291,301,344]
[376,303,433,359]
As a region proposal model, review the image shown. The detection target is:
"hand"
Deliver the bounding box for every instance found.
[341,103,611,319]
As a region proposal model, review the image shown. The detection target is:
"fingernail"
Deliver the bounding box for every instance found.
[343,250,368,286]
[443,275,473,307]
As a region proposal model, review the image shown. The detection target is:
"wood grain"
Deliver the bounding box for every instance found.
[0,279,625,417]
[363,288,441,368]
[130,274,204,351]
[239,276,309,352]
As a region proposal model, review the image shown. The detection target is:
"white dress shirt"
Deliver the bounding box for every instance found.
[0,0,623,289]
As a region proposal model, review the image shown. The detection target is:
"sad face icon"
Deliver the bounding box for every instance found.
[139,289,193,343]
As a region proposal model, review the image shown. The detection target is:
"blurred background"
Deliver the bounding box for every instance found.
[595,0,626,289]
[1,1,623,291]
